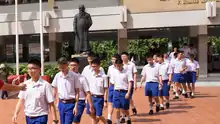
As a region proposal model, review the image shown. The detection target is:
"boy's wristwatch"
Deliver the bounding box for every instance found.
[53,120,59,123]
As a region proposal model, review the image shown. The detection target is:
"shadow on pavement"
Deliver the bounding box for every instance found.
[170,105,195,109]
[132,118,161,123]
[136,110,187,117]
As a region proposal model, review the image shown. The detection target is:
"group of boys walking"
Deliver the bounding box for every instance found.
[11,49,199,124]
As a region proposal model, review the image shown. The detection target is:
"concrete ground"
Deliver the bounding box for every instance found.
[0,87,220,124]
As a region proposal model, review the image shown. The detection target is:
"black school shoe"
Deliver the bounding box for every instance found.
[160,106,165,110]
[148,110,154,115]
[183,93,189,98]
[106,119,112,124]
[132,108,137,115]
[165,102,170,109]
[173,96,179,99]
[127,120,132,124]
[120,116,126,123]
[156,105,160,112]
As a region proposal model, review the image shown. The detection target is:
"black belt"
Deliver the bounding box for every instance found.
[60,99,76,103]
[115,89,128,92]
[92,95,104,98]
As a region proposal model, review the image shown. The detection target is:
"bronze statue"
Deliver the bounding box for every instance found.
[73,5,93,55]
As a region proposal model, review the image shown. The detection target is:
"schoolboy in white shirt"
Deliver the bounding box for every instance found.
[140,55,161,115]
[52,57,80,124]
[86,59,108,124]
[112,58,133,124]
[106,54,121,124]
[157,54,172,109]
[69,58,95,124]
[186,54,199,98]
[13,59,58,124]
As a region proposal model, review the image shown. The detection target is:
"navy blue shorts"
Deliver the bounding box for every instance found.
[145,82,159,96]
[172,73,186,83]
[86,96,104,116]
[158,80,170,96]
[113,90,130,110]
[26,115,48,124]
[186,71,197,83]
[58,101,76,124]
[73,100,86,123]
[129,81,134,99]
[108,84,114,103]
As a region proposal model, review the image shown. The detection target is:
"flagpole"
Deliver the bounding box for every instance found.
[15,0,19,75]
[39,0,44,76]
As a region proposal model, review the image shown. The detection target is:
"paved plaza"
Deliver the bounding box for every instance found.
[0,87,219,124]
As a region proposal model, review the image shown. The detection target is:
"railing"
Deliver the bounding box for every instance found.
[0,0,70,6]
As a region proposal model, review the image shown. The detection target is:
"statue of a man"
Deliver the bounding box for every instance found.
[73,5,93,55]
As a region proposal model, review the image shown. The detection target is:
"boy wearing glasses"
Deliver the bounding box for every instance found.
[12,59,58,124]
[52,57,81,124]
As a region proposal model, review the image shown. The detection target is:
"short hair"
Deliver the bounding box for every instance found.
[183,43,187,46]
[121,52,129,56]
[112,53,121,59]
[28,59,41,68]
[115,58,123,64]
[157,54,164,58]
[88,52,97,58]
[178,51,184,54]
[91,58,101,65]
[189,44,193,47]
[69,58,79,64]
[57,57,68,65]
[189,54,195,58]
[146,54,153,59]
[174,52,178,58]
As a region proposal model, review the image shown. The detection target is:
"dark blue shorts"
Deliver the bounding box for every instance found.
[158,80,170,96]
[73,100,86,123]
[86,96,104,116]
[145,82,159,96]
[26,115,48,124]
[108,84,114,103]
[186,72,197,83]
[58,101,76,124]
[113,90,130,110]
[172,73,186,83]
[130,81,134,99]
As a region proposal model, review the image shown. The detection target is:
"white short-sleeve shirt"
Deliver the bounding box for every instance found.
[81,65,105,81]
[111,68,133,90]
[89,71,108,95]
[159,62,172,81]
[141,63,160,83]
[172,58,187,73]
[186,59,200,72]
[52,71,81,100]
[169,52,175,59]
[76,73,90,100]
[123,61,137,75]
[18,78,54,117]
[107,65,117,84]
[180,47,191,58]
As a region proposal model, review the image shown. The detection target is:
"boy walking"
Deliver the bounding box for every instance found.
[86,59,108,124]
[140,55,161,115]
[52,57,80,124]
[112,58,133,124]
[12,59,58,124]
[69,58,95,124]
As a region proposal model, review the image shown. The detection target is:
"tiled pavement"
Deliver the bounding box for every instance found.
[0,87,220,124]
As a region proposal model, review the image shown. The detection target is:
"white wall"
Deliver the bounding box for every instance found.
[0,6,125,35]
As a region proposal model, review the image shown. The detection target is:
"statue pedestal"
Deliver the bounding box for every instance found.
[71,54,88,73]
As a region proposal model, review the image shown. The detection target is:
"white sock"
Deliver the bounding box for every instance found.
[127,116,131,120]
[191,92,194,96]
[122,114,126,118]
[149,103,153,110]
[107,114,111,120]
[160,104,164,107]
[175,92,179,97]
[116,119,120,124]
[182,89,186,94]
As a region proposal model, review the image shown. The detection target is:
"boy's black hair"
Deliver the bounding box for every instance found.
[88,52,97,58]
[174,52,178,58]
[69,58,80,64]
[115,58,123,64]
[112,53,121,59]
[91,58,101,65]
[189,54,195,59]
[57,57,68,65]
[28,59,41,68]
[121,52,129,56]
[157,54,164,58]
